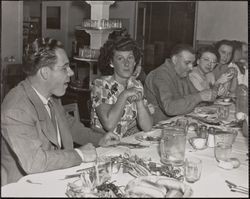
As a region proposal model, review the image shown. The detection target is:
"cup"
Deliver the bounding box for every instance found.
[160,127,186,166]
[175,118,189,133]
[214,130,238,146]
[217,105,230,120]
[184,157,202,183]
[214,142,232,162]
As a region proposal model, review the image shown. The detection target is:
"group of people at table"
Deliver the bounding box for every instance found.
[1,31,248,187]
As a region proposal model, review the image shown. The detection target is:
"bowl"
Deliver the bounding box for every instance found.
[188,137,207,150]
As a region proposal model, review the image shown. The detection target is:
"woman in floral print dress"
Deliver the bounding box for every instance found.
[91,32,153,138]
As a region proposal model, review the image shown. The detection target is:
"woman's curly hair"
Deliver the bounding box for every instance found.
[98,30,142,75]
[23,37,63,76]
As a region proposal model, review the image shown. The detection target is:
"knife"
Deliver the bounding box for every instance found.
[112,142,149,149]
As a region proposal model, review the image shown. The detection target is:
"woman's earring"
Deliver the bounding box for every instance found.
[110,64,114,68]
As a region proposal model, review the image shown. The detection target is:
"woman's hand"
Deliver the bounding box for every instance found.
[98,132,120,147]
[216,72,234,85]
[124,87,144,102]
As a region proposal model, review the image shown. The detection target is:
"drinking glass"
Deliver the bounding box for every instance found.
[160,127,186,166]
[214,130,238,146]
[185,157,202,183]
[214,142,232,162]
[217,105,230,121]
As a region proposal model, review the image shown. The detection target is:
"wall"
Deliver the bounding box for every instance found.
[1,1,23,63]
[109,1,137,38]
[196,1,248,43]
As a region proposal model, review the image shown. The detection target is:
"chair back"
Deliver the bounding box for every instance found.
[63,103,80,122]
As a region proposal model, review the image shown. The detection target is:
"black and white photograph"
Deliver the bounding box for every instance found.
[1,1,248,197]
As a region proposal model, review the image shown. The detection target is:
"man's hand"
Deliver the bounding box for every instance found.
[98,132,120,147]
[78,143,97,162]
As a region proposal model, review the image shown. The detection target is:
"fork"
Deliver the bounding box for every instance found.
[230,188,248,195]
[225,180,248,192]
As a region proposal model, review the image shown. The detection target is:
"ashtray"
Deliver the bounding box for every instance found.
[188,137,207,150]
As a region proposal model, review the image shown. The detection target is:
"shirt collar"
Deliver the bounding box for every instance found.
[31,86,50,105]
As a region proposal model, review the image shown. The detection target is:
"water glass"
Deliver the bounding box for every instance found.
[176,118,189,133]
[214,130,238,146]
[214,142,232,162]
[185,157,202,183]
[160,127,186,166]
[217,105,230,120]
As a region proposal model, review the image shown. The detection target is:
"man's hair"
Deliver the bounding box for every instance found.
[98,30,142,75]
[170,44,195,58]
[197,45,220,61]
[23,37,64,76]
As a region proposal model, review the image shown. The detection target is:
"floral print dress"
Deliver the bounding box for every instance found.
[91,76,148,138]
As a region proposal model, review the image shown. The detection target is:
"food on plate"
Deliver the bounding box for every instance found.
[126,179,166,197]
[135,129,162,143]
[125,176,193,198]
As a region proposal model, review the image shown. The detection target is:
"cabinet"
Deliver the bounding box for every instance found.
[71,1,122,91]
[67,1,123,126]
[23,17,41,56]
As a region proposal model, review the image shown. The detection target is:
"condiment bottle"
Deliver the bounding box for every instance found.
[207,127,216,147]
[199,125,208,139]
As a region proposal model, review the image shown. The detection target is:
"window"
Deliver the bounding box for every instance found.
[46,6,60,29]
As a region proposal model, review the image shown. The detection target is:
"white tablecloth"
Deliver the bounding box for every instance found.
[2,126,248,197]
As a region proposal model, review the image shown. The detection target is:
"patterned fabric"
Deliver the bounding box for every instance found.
[189,67,215,91]
[91,76,147,138]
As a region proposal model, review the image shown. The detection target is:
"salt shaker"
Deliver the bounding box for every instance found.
[207,127,216,147]
[199,125,208,139]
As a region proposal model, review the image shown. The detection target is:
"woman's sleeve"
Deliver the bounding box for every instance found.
[91,79,112,108]
[188,72,206,91]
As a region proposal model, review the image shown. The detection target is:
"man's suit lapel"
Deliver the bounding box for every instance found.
[51,99,73,149]
[22,80,60,147]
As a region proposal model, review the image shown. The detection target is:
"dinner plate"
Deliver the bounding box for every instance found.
[214,99,232,106]
[125,175,193,198]
[135,129,162,144]
[194,106,218,115]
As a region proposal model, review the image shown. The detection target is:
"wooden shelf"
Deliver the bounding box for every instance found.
[75,25,122,32]
[73,56,98,62]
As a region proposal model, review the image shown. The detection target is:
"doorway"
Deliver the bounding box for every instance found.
[136,2,196,73]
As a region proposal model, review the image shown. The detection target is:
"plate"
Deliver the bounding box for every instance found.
[135,129,162,144]
[125,175,193,198]
[214,99,232,106]
[194,106,218,115]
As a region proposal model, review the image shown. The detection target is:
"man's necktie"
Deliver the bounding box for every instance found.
[47,100,57,132]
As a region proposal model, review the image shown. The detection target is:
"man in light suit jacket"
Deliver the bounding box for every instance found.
[1,38,120,185]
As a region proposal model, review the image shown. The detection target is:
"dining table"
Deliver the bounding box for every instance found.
[1,98,249,197]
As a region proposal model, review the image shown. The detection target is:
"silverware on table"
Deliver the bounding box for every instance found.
[110,142,149,149]
[230,188,248,195]
[26,179,42,185]
[225,180,249,194]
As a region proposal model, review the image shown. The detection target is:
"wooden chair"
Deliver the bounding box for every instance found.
[63,103,80,122]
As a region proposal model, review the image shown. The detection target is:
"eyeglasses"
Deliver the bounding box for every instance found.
[200,57,218,65]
